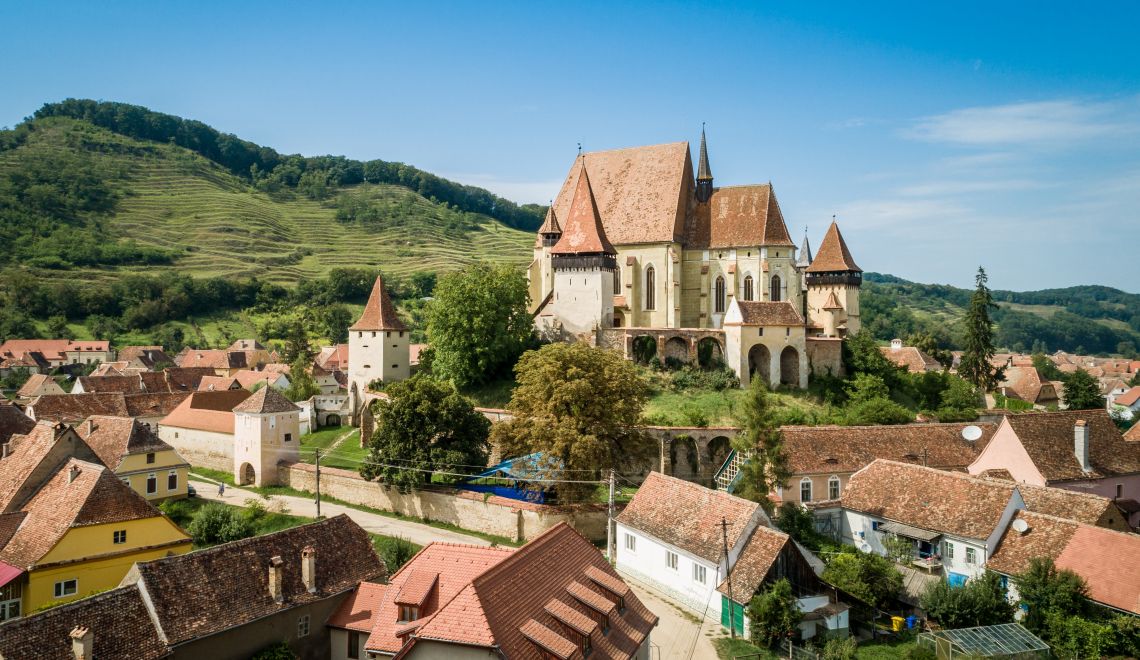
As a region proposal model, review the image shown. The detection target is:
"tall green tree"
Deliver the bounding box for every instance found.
[282,317,312,364]
[361,375,491,492]
[426,262,533,387]
[284,358,320,402]
[747,578,802,648]
[920,572,1014,629]
[731,379,789,512]
[45,315,71,339]
[318,304,353,344]
[1062,369,1105,410]
[490,342,654,501]
[958,267,1003,390]
[821,551,903,608]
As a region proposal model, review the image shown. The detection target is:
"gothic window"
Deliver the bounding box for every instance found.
[645,266,656,310]
[715,276,726,313]
[770,274,782,302]
[613,266,621,293]
[743,275,754,301]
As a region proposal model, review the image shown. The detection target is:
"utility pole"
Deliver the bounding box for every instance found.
[607,469,616,562]
[721,517,736,639]
[314,448,322,519]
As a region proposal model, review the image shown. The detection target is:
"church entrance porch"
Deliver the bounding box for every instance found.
[748,344,771,387]
[780,346,800,386]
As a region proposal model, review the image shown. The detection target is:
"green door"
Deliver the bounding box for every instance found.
[721,595,745,633]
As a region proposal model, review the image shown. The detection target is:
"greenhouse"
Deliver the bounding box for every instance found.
[917,623,1049,659]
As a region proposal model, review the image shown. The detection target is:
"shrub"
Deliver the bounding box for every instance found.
[821,551,903,608]
[822,636,858,660]
[187,502,255,546]
[903,645,936,660]
[747,578,802,648]
[920,572,1014,629]
[375,536,419,572]
[680,403,709,427]
[250,641,296,660]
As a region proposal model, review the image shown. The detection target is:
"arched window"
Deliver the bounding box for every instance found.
[828,475,841,500]
[770,274,782,302]
[645,266,656,310]
[800,477,813,503]
[715,276,726,313]
[613,267,621,293]
[743,275,754,301]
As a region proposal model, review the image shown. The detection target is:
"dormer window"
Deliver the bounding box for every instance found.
[398,605,419,623]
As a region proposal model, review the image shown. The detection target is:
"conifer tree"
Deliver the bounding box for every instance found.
[959,267,1003,390]
[731,379,789,512]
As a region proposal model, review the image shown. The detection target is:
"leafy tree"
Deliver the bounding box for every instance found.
[906,331,953,370]
[0,308,37,342]
[282,318,312,364]
[284,358,320,402]
[920,572,1014,629]
[845,373,891,403]
[958,267,1003,390]
[1045,612,1114,660]
[1062,369,1104,410]
[1016,557,1090,633]
[361,375,490,492]
[45,315,71,339]
[934,376,981,421]
[747,578,802,648]
[1031,352,1063,380]
[490,342,654,501]
[0,368,32,392]
[731,379,789,511]
[374,536,419,572]
[821,551,903,608]
[426,263,533,387]
[773,502,826,550]
[186,502,254,545]
[842,397,914,425]
[318,304,353,344]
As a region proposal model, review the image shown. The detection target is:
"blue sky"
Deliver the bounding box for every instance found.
[2,1,1138,291]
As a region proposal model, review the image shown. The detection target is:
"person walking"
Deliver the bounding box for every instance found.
[218,481,225,497]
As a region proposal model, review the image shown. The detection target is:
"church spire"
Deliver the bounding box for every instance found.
[551,164,616,256]
[796,227,813,268]
[696,123,713,204]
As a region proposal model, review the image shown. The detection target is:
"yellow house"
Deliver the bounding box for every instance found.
[75,415,190,501]
[0,458,191,617]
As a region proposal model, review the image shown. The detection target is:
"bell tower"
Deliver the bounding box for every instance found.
[805,220,862,337]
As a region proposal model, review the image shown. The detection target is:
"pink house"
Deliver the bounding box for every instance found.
[968,410,1140,527]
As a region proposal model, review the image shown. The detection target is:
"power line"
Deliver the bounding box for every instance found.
[302,448,635,475]
[295,450,608,485]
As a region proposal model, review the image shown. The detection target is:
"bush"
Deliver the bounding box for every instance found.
[920,572,1014,629]
[903,645,936,660]
[747,578,802,648]
[375,536,419,572]
[822,636,858,660]
[821,551,903,608]
[250,641,296,660]
[679,403,709,427]
[187,502,255,546]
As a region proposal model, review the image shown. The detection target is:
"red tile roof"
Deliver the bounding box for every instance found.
[75,375,146,394]
[805,221,860,273]
[1125,423,1140,442]
[880,346,943,373]
[328,581,388,632]
[551,165,617,255]
[16,374,62,399]
[687,184,795,249]
[1005,409,1140,480]
[715,525,791,599]
[231,385,298,415]
[350,276,408,331]
[158,390,251,434]
[197,375,240,391]
[1114,386,1140,407]
[75,416,178,471]
[726,301,805,326]
[616,471,760,563]
[27,393,129,422]
[782,422,994,476]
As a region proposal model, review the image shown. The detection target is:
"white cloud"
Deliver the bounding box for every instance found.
[895,178,1044,197]
[903,98,1138,147]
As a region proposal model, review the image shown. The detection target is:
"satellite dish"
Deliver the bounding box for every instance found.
[962,425,983,442]
[1011,518,1029,534]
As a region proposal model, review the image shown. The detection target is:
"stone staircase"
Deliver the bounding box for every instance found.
[713,449,750,492]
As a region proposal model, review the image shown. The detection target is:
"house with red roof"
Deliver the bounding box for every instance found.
[1109,385,1140,420]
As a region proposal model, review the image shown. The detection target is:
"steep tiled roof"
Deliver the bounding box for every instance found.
[1114,386,1140,407]
[27,393,129,422]
[538,206,562,235]
[124,392,190,419]
[724,300,805,326]
[842,460,1014,541]
[119,345,172,368]
[551,142,689,245]
[987,511,1078,577]
[16,374,62,399]
[350,276,408,331]
[880,346,943,373]
[231,386,299,414]
[328,581,389,632]
[1125,423,1140,442]
[0,585,170,660]
[551,165,617,255]
[0,339,109,361]
[126,515,386,646]
[75,375,146,394]
[0,422,98,512]
[805,221,861,273]
[364,542,512,653]
[197,375,240,391]
[0,459,163,568]
[410,523,656,659]
[999,367,1057,404]
[1006,409,1140,480]
[0,403,34,445]
[687,184,795,248]
[163,367,218,392]
[75,416,178,471]
[716,525,791,599]
[782,423,994,476]
[139,371,173,393]
[1011,481,1128,530]
[159,390,250,434]
[617,471,760,563]
[90,361,130,376]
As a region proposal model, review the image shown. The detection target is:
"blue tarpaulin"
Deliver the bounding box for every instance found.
[456,453,563,504]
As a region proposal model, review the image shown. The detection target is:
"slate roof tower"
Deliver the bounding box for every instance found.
[696,125,713,203]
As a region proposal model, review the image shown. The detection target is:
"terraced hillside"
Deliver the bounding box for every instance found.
[0,118,534,285]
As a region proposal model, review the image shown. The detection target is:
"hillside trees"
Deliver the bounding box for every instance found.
[959,267,1003,390]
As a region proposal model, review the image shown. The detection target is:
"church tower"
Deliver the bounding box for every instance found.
[696,125,713,204]
[533,205,562,305]
[805,221,862,337]
[549,162,617,337]
[232,386,300,487]
[348,276,409,412]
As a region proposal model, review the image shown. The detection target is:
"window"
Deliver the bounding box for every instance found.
[385,331,391,338]
[270,416,276,429]
[828,476,841,500]
[113,530,127,544]
[167,470,178,491]
[645,266,656,310]
[770,274,782,302]
[945,542,955,560]
[614,267,621,292]
[347,630,361,659]
[871,521,881,531]
[174,432,179,439]
[743,275,754,301]
[54,579,78,599]
[146,473,157,495]
[800,477,812,502]
[297,614,310,638]
[284,433,292,443]
[666,551,678,570]
[965,547,977,564]
[693,564,707,584]
[146,452,155,464]
[714,276,726,313]
[1117,484,1124,499]
[398,605,418,623]
[624,534,636,552]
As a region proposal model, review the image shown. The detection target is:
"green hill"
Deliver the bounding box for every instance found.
[0,114,535,286]
[862,273,1140,356]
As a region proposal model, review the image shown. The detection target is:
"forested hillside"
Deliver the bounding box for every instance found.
[862,273,1140,357]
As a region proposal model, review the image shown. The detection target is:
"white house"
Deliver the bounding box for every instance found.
[1110,386,1140,421]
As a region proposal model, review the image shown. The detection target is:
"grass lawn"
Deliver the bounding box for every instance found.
[300,425,352,450]
[318,437,369,471]
[712,637,778,659]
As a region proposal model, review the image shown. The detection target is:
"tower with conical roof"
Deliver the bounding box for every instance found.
[531,205,563,310]
[547,163,618,337]
[347,276,410,412]
[232,386,300,487]
[805,220,862,337]
[696,125,713,204]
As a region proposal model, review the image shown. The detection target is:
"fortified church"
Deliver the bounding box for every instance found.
[529,130,863,389]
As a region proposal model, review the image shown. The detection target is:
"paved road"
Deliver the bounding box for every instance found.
[189,478,492,548]
[620,571,723,660]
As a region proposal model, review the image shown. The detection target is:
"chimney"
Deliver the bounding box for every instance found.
[68,464,81,483]
[1074,420,1091,472]
[1,443,8,459]
[301,546,317,594]
[890,338,902,351]
[268,556,284,603]
[70,626,93,660]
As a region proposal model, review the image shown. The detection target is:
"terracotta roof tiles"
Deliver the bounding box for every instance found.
[158,390,251,434]
[27,393,128,422]
[350,276,408,331]
[724,300,805,327]
[805,221,861,273]
[782,423,993,476]
[75,416,177,471]
[520,619,578,660]
[551,165,617,255]
[687,184,795,249]
[231,385,299,415]
[715,525,790,599]
[328,581,389,632]
[1006,409,1140,480]
[0,403,34,446]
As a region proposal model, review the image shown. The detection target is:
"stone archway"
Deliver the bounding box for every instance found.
[780,346,800,387]
[663,337,690,365]
[697,337,724,369]
[613,311,624,328]
[238,462,256,486]
[748,344,771,387]
[707,436,732,477]
[325,414,341,427]
[631,335,657,364]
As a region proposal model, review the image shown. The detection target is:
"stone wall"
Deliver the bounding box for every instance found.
[644,426,738,486]
[806,337,845,379]
[277,462,609,543]
[159,427,233,473]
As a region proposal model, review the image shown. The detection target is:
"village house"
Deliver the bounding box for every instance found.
[966,409,1140,526]
[232,368,291,391]
[24,391,189,428]
[880,338,942,373]
[0,516,386,659]
[74,416,190,501]
[1109,385,1140,420]
[14,373,64,400]
[775,422,996,506]
[197,375,242,392]
[993,366,1060,408]
[0,425,191,615]
[0,350,49,377]
[70,371,174,395]
[987,510,1140,616]
[0,339,114,369]
[833,460,1130,588]
[117,345,174,371]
